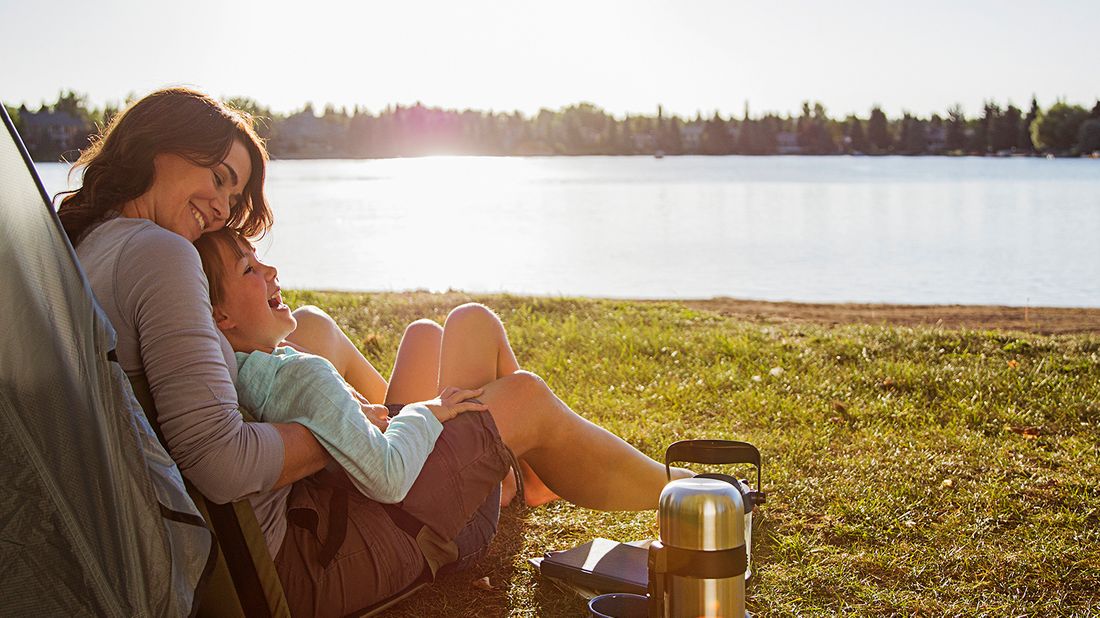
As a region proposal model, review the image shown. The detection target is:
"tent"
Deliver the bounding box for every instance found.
[0,105,213,615]
[0,105,425,618]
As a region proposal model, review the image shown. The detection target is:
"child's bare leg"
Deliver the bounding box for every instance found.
[286,305,388,403]
[384,319,444,405]
[438,303,520,381]
[439,303,559,506]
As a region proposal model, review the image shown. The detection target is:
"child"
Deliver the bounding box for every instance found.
[193,228,490,504]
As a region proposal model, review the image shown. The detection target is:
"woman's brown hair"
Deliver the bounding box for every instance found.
[58,87,272,245]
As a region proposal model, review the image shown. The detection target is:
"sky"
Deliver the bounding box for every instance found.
[2,0,1098,120]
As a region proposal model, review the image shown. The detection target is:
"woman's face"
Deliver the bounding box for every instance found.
[213,237,296,354]
[134,139,252,242]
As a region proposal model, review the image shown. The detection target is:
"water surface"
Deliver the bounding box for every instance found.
[38,156,1100,307]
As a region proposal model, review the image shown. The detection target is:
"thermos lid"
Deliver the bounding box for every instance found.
[659,478,746,551]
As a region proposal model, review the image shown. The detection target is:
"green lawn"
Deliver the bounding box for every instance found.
[283,290,1100,617]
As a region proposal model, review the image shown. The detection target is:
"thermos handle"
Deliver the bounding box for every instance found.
[664,439,761,489]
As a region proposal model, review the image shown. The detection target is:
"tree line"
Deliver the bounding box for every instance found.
[7,91,1100,161]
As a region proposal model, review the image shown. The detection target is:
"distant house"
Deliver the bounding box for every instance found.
[776,131,801,155]
[20,107,91,160]
[274,109,338,157]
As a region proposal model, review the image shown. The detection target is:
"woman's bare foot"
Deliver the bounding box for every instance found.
[499,459,561,507]
[520,459,560,507]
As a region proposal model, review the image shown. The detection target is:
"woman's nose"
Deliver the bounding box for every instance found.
[208,195,228,223]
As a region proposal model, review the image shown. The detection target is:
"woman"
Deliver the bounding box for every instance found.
[60,87,688,616]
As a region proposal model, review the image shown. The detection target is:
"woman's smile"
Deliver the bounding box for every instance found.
[190,203,208,232]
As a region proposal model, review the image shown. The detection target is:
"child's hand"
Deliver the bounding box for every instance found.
[423,387,489,423]
[350,388,390,432]
[362,404,390,432]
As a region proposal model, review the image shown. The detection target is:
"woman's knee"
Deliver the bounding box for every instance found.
[490,365,545,393]
[483,370,558,452]
[507,369,547,393]
[486,371,553,412]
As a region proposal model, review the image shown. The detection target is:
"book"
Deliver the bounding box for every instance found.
[533,538,653,596]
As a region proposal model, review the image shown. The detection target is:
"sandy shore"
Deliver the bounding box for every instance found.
[673,298,1100,335]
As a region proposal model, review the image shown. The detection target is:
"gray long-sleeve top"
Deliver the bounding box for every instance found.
[77,217,290,554]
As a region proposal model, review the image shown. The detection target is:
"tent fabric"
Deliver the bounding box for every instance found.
[0,107,213,616]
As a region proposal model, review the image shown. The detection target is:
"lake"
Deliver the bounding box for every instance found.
[38,156,1100,308]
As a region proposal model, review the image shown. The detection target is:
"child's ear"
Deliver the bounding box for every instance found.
[212,305,235,331]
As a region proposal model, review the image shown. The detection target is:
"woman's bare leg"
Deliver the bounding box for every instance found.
[477,371,691,511]
[384,319,444,405]
[439,304,559,506]
[439,304,686,510]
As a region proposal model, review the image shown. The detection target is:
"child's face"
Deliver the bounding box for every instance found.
[212,237,297,353]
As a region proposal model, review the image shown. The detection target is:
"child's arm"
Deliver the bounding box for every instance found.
[237,351,435,502]
[237,351,485,503]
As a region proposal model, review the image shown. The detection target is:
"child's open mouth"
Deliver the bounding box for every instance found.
[268,290,283,309]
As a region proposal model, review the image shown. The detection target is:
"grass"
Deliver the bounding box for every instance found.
[282,290,1100,617]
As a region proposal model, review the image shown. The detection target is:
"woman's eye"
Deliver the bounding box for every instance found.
[244,266,254,274]
[212,170,223,187]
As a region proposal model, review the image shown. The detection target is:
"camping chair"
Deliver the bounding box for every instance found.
[130,377,429,618]
[0,105,428,617]
[135,377,293,618]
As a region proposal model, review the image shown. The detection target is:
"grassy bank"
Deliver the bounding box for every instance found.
[283,290,1100,617]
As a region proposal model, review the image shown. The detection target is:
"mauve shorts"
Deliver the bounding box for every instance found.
[274,409,513,618]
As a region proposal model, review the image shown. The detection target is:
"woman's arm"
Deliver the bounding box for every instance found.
[272,422,331,489]
[285,305,389,403]
[116,226,330,501]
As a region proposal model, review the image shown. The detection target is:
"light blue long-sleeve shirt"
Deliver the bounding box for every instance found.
[234,346,443,503]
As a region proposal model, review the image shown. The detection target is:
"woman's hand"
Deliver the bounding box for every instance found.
[423,386,488,423]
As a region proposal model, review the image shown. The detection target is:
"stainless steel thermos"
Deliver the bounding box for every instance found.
[647,440,765,618]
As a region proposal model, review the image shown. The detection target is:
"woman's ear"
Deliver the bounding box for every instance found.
[212,305,235,332]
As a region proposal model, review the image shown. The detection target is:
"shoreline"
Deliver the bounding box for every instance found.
[300,290,1100,335]
[675,297,1100,335]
